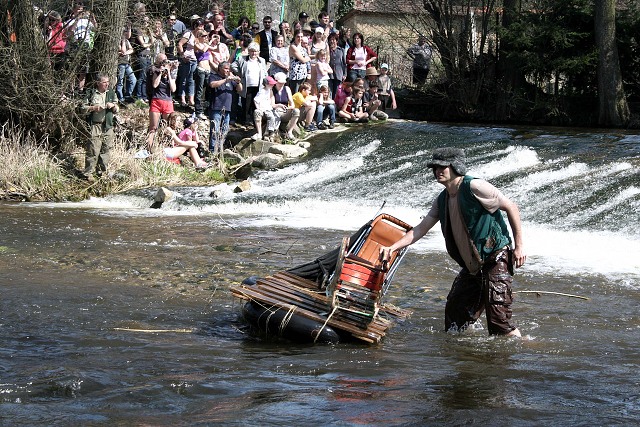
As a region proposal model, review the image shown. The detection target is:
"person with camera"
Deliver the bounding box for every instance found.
[146,54,178,148]
[207,61,242,154]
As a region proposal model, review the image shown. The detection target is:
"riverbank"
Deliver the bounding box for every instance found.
[0,102,333,202]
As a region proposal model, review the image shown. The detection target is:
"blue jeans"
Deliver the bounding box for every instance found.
[194,67,210,114]
[134,55,151,100]
[316,103,336,124]
[177,60,197,98]
[348,68,366,82]
[209,110,230,152]
[116,63,137,101]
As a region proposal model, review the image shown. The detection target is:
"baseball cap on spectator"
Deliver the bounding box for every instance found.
[274,72,287,83]
[299,12,309,19]
[380,63,389,69]
[314,27,323,34]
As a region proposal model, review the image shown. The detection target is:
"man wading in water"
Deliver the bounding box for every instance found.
[380,148,526,337]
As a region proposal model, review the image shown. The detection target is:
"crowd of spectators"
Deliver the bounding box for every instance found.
[42,2,402,176]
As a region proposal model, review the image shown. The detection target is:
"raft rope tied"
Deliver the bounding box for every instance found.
[314,305,338,343]
[278,306,296,335]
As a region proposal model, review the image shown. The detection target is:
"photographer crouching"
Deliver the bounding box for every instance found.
[146,54,179,149]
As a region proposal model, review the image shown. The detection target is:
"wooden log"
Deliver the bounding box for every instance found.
[232,285,383,343]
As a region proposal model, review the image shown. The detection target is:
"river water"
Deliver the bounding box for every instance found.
[1,121,639,425]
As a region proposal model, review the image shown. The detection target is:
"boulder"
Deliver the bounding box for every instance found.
[233,180,251,193]
[252,153,284,169]
[234,138,279,158]
[268,144,307,159]
[151,187,173,208]
[222,149,244,165]
[297,140,311,149]
[234,163,253,180]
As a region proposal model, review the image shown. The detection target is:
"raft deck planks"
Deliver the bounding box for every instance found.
[231,271,411,344]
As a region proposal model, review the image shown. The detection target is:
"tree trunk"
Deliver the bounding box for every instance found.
[495,0,522,120]
[89,0,128,84]
[594,0,630,127]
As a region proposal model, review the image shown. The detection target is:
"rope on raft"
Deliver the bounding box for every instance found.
[514,290,590,300]
[314,305,338,344]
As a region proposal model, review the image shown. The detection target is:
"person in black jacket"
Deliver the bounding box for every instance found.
[254,16,279,64]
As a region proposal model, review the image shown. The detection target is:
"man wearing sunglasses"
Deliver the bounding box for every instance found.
[254,16,279,63]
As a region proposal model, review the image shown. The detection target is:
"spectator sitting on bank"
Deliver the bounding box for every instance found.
[80,74,119,182]
[377,63,397,110]
[292,82,318,132]
[334,79,352,110]
[161,113,208,168]
[406,35,432,85]
[146,53,177,149]
[338,86,368,123]
[116,26,136,104]
[363,80,388,120]
[346,32,377,82]
[272,72,300,140]
[316,83,336,129]
[252,76,279,141]
[269,34,289,76]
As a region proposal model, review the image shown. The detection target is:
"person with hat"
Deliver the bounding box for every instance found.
[251,76,279,141]
[377,63,397,111]
[298,12,309,26]
[271,72,300,140]
[380,148,526,338]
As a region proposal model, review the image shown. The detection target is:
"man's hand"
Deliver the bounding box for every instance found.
[513,246,526,268]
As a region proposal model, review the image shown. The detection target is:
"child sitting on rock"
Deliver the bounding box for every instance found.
[338,86,368,123]
[252,76,280,141]
[162,113,208,169]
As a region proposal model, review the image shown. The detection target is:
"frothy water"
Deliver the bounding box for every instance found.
[44,122,640,284]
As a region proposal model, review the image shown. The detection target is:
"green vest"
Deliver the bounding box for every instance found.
[437,176,511,268]
[84,89,117,130]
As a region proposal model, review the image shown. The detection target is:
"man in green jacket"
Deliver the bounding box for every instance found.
[381,147,526,337]
[81,74,119,181]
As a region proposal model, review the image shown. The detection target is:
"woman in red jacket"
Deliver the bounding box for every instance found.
[346,32,377,82]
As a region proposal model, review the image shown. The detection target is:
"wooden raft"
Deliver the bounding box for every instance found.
[231,271,411,344]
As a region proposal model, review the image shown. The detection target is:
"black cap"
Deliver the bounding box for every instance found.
[299,11,309,18]
[426,147,467,175]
